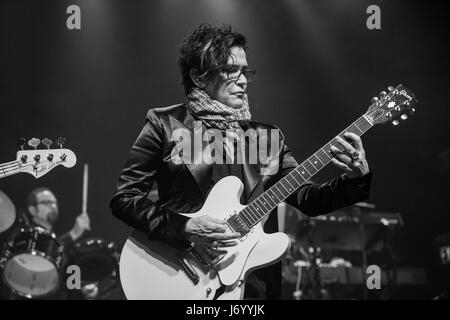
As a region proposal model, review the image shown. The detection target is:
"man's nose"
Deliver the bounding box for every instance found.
[236,73,247,88]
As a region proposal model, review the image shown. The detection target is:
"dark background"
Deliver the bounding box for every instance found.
[1,0,449,298]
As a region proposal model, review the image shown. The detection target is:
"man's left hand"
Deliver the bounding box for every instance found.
[330,132,370,179]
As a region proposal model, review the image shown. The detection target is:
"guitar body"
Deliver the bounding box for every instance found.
[119,176,291,300]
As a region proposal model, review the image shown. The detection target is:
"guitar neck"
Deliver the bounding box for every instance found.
[236,115,374,228]
[0,161,21,179]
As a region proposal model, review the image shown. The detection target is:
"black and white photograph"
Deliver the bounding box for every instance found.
[0,0,449,309]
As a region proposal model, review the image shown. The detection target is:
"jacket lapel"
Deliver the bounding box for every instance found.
[239,122,263,202]
[168,109,264,201]
[168,112,213,197]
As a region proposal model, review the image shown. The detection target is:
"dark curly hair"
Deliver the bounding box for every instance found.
[178,23,247,95]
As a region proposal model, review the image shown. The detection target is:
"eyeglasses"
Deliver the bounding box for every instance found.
[37,200,58,206]
[220,65,256,83]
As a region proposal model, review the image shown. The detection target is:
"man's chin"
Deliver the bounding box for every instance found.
[228,98,244,109]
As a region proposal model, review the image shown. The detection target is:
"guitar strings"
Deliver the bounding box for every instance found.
[1,161,53,175]
[241,92,407,225]
[0,159,54,176]
[0,160,20,166]
[240,105,387,225]
[239,115,372,225]
[0,161,21,174]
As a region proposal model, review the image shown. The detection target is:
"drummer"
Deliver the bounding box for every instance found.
[25,187,91,244]
[0,187,94,300]
[27,187,99,299]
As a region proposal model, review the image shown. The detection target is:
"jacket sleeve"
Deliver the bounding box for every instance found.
[109,109,189,248]
[277,129,372,216]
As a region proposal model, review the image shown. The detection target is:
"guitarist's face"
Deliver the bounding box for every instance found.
[204,46,250,109]
[30,190,59,228]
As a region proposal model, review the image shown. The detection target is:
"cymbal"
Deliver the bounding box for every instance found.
[0,189,16,233]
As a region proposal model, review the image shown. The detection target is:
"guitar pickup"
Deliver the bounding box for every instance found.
[226,213,250,237]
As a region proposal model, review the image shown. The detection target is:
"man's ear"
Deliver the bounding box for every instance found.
[28,205,36,217]
[189,69,206,89]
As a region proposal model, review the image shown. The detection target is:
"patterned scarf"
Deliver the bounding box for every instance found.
[187,88,251,130]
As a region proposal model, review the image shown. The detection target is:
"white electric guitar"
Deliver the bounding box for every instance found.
[0,137,77,179]
[119,85,417,300]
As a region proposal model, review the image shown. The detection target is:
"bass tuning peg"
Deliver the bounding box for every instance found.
[28,138,41,149]
[56,137,66,148]
[42,138,53,149]
[17,138,27,150]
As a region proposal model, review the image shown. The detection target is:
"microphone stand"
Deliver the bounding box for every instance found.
[353,203,372,300]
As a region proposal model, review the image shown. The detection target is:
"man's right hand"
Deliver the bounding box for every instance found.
[183,215,240,248]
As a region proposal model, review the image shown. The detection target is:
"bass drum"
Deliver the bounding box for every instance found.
[67,237,120,299]
[0,226,63,298]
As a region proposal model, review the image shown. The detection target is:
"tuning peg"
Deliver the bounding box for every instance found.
[411,107,416,113]
[17,138,27,150]
[401,114,408,120]
[42,138,53,149]
[28,138,41,149]
[388,86,395,91]
[392,120,399,126]
[379,91,387,97]
[56,137,66,148]
[370,97,379,104]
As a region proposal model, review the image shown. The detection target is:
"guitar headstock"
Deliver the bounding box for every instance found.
[365,84,418,126]
[14,137,77,178]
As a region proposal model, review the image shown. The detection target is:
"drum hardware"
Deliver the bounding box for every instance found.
[0,226,64,298]
[67,237,120,299]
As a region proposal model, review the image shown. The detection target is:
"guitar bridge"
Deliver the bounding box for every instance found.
[177,252,200,285]
[190,244,226,267]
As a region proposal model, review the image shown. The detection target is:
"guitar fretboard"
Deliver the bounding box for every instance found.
[235,115,373,228]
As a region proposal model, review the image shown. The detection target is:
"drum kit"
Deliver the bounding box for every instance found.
[0,164,120,300]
